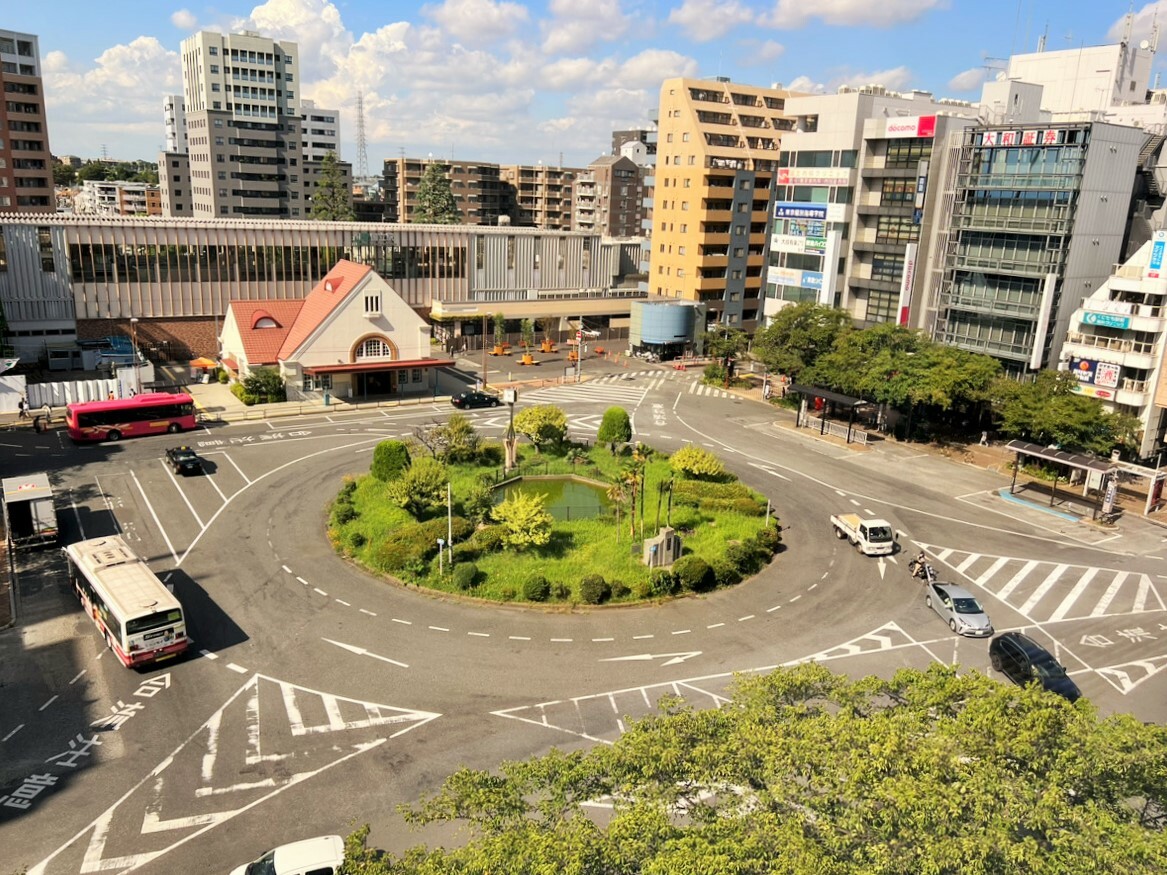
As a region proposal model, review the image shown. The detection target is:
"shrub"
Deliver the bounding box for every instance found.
[230,382,258,406]
[388,457,448,519]
[372,517,473,575]
[491,490,554,550]
[579,574,609,605]
[216,368,229,384]
[331,501,358,526]
[755,521,783,554]
[371,440,411,482]
[649,568,679,597]
[700,497,766,516]
[550,581,570,601]
[476,443,504,466]
[610,580,630,600]
[672,555,712,592]
[703,363,726,385]
[513,405,568,452]
[462,477,496,525]
[709,557,741,588]
[338,478,358,500]
[673,480,754,502]
[346,531,367,551]
[725,541,763,576]
[669,444,727,481]
[451,562,479,591]
[523,575,551,602]
[466,524,505,553]
[500,586,517,601]
[631,579,654,600]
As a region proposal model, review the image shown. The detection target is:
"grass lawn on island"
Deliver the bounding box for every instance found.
[329,442,780,604]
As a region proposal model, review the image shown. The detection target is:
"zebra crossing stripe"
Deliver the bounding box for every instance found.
[935,548,955,563]
[955,553,980,574]
[995,560,1038,600]
[1090,571,1130,617]
[1048,567,1099,621]
[1018,564,1069,616]
[974,557,1009,586]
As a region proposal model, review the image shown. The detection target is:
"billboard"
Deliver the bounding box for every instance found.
[1147,230,1167,280]
[981,129,1062,147]
[1082,311,1131,329]
[883,115,937,138]
[897,243,918,326]
[1069,357,1121,389]
[776,167,852,186]
[771,233,827,254]
[773,201,846,222]
[767,266,823,291]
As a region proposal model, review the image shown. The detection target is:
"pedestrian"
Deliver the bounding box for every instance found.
[108,390,115,400]
[980,430,989,447]
[17,396,27,419]
[41,402,51,423]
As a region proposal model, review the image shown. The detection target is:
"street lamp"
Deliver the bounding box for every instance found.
[129,317,141,395]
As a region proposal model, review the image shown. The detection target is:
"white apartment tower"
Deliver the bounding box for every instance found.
[301,99,340,161]
[163,94,188,152]
[178,30,303,218]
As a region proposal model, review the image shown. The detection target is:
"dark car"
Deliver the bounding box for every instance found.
[989,632,1081,702]
[451,390,501,409]
[166,445,203,475]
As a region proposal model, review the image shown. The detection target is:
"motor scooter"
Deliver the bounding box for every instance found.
[908,558,937,583]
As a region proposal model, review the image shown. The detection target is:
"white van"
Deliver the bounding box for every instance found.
[229,835,345,875]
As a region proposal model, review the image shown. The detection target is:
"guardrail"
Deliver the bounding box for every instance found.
[196,394,449,424]
[803,415,869,445]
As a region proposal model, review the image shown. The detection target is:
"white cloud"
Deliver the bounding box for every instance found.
[423,0,529,44]
[1108,1,1167,43]
[232,0,353,80]
[762,0,946,29]
[668,0,755,42]
[948,66,988,92]
[541,0,630,55]
[788,65,915,94]
[738,39,786,66]
[617,49,699,88]
[170,9,198,31]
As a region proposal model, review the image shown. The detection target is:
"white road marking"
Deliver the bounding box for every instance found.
[335,599,351,607]
[199,650,218,659]
[281,565,291,574]
[707,622,725,628]
[323,638,409,668]
[1090,572,1129,617]
[738,615,754,622]
[296,576,309,585]
[359,609,377,617]
[69,670,86,685]
[392,618,411,625]
[973,556,1009,586]
[766,605,782,613]
[509,636,531,641]
[550,638,573,642]
[38,695,58,712]
[599,651,702,666]
[467,631,490,637]
[1048,568,1099,621]
[671,629,691,635]
[428,626,449,632]
[226,663,247,673]
[592,637,614,642]
[161,460,205,528]
[130,469,179,564]
[1018,564,1069,616]
[633,634,654,639]
[995,560,1038,600]
[2,724,24,742]
[313,587,328,596]
[220,451,252,484]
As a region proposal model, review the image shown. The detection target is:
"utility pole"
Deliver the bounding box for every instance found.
[481,314,488,389]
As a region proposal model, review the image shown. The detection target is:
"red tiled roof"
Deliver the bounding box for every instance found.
[221,356,239,373]
[227,300,304,365]
[277,260,373,360]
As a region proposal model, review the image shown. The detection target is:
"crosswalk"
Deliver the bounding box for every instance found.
[520,372,733,406]
[921,545,1166,623]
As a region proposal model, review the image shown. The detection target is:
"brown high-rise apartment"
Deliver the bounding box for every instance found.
[0,30,54,212]
[648,77,798,330]
[574,155,646,237]
[500,163,579,230]
[382,157,504,225]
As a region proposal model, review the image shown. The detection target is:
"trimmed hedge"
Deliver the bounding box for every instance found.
[451,562,479,591]
[579,574,610,605]
[371,440,411,482]
[672,554,712,592]
[523,575,551,602]
[230,382,259,406]
[373,516,474,575]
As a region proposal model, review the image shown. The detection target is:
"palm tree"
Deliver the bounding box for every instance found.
[605,480,627,543]
[620,464,643,540]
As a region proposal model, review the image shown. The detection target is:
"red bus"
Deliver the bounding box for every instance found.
[66,392,197,442]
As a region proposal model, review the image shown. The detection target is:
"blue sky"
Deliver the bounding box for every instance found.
[6,0,1155,167]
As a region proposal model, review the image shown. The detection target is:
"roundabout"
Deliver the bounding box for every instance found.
[3,362,1167,873]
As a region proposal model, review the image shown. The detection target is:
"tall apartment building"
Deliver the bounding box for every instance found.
[382,158,505,225]
[500,164,579,230]
[163,94,188,153]
[178,30,303,218]
[300,99,340,160]
[0,29,54,212]
[648,76,797,330]
[573,154,646,236]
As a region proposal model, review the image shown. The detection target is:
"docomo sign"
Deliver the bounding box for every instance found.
[883,115,937,139]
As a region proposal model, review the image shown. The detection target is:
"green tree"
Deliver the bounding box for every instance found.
[417,413,480,462]
[991,370,1141,456]
[131,167,159,185]
[753,301,852,381]
[242,366,286,403]
[77,162,111,182]
[53,163,77,186]
[387,456,448,519]
[309,151,355,221]
[491,490,553,550]
[701,327,749,365]
[492,312,506,348]
[597,407,632,450]
[513,405,568,452]
[520,318,535,351]
[669,444,725,480]
[391,663,1167,874]
[412,163,461,224]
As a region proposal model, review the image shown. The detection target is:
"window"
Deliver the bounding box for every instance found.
[364,294,381,313]
[37,227,54,272]
[356,338,392,358]
[411,369,423,383]
[209,46,218,55]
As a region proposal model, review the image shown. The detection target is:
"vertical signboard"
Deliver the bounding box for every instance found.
[1147,229,1167,280]
[897,243,918,326]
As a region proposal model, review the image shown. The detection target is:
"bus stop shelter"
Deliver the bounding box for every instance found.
[1004,440,1118,519]
[787,384,873,444]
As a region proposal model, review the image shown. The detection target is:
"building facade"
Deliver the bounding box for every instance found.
[612,129,657,165]
[0,215,650,361]
[382,158,505,225]
[1059,232,1167,458]
[158,151,193,217]
[648,76,798,331]
[163,94,188,153]
[500,163,579,230]
[177,30,303,218]
[300,99,340,160]
[932,120,1147,374]
[0,29,53,212]
[77,180,162,216]
[573,155,646,236]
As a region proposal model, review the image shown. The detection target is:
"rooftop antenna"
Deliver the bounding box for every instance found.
[1037,22,1048,53]
[355,91,369,179]
[1153,15,1161,53]
[1122,6,1134,47]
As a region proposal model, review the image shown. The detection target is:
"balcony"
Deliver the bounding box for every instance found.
[1064,331,1157,369]
[942,292,1040,320]
[952,210,1073,235]
[952,252,1061,276]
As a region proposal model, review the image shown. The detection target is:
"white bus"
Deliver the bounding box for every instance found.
[64,535,189,667]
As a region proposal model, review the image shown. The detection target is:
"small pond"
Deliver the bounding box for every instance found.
[494,476,611,521]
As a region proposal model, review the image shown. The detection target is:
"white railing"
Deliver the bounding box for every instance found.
[803,415,869,444]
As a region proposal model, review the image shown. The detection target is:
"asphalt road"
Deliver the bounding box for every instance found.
[2,363,1165,874]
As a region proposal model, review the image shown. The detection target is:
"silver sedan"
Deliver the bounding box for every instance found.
[925,581,993,637]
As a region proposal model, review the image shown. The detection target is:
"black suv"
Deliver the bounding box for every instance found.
[989,632,1081,702]
[166,446,204,475]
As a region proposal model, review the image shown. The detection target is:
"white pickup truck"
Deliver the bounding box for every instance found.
[830,513,896,556]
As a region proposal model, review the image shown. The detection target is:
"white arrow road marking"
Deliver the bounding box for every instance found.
[323,637,409,668]
[877,557,887,580]
[599,651,702,666]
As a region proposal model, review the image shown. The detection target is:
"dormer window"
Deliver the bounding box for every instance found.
[255,317,278,328]
[363,293,381,317]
